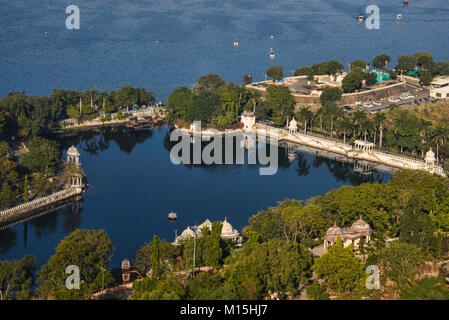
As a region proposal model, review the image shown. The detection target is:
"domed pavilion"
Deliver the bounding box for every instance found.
[425,148,436,165]
[174,217,241,245]
[323,216,372,250]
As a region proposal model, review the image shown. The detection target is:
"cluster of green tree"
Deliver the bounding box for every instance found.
[0,141,19,209]
[396,52,449,85]
[0,86,154,140]
[291,52,449,94]
[0,135,65,209]
[132,236,312,300]
[0,229,115,300]
[243,170,449,298]
[294,60,344,80]
[265,66,284,81]
[167,74,292,128]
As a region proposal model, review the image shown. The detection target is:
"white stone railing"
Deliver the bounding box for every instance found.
[254,123,445,176]
[0,188,82,222]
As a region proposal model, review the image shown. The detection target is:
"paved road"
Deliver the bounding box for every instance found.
[350,83,437,113]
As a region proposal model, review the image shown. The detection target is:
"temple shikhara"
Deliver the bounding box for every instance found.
[324,216,372,250]
[174,217,242,245]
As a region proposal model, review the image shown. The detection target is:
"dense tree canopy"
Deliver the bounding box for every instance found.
[37,229,114,299]
[342,72,363,93]
[265,85,294,126]
[372,54,391,71]
[196,74,225,90]
[19,136,60,175]
[265,66,284,81]
[0,255,35,300]
[312,238,366,295]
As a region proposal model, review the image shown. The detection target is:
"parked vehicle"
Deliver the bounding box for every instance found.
[388,97,400,103]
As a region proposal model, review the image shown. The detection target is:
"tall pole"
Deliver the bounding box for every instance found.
[192,226,197,277]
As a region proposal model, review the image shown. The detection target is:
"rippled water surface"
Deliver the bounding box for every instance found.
[1,0,449,100]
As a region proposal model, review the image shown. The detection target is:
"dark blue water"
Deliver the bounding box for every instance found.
[1,0,449,100]
[0,127,390,267]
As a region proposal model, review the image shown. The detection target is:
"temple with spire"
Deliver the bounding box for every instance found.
[174,217,242,245]
[323,215,372,250]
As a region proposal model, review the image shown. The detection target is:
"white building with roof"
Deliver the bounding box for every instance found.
[324,216,372,250]
[431,76,449,88]
[430,86,449,99]
[288,117,298,134]
[67,145,81,167]
[241,111,255,131]
[174,217,242,245]
[425,148,436,165]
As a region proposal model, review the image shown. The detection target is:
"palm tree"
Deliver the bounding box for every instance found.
[432,124,449,164]
[361,118,372,141]
[324,104,339,138]
[418,119,433,157]
[316,107,324,132]
[352,110,367,138]
[373,112,386,148]
[337,117,353,144]
[298,106,313,134]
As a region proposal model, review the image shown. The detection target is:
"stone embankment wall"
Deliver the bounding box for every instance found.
[254,123,445,176]
[247,81,407,106]
[338,82,407,105]
[60,109,165,130]
[0,188,82,223]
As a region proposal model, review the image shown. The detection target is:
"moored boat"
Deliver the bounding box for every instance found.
[168,212,177,220]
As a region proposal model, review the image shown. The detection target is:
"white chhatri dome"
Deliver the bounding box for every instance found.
[425,148,436,163]
[67,145,80,156]
[180,226,195,238]
[351,215,370,231]
[289,117,298,129]
[198,219,213,235]
[222,217,233,233]
[221,217,239,239]
[326,222,343,236]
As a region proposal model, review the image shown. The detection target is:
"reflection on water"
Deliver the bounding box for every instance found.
[0,125,390,267]
[60,125,156,155]
[163,128,389,185]
[0,199,83,256]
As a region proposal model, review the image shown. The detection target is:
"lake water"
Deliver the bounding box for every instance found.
[1,0,449,101]
[0,126,391,267]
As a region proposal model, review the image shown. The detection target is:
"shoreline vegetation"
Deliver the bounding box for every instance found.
[2,51,449,300]
[3,169,449,300]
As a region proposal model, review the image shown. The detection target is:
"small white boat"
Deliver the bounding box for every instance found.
[358,16,364,24]
[168,212,177,220]
[269,48,275,58]
[234,40,239,47]
[397,14,402,21]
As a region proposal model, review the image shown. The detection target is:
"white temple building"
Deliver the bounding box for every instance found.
[66,145,84,193]
[425,148,436,165]
[288,117,298,134]
[241,111,256,131]
[67,145,81,168]
[323,216,372,250]
[174,217,242,245]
